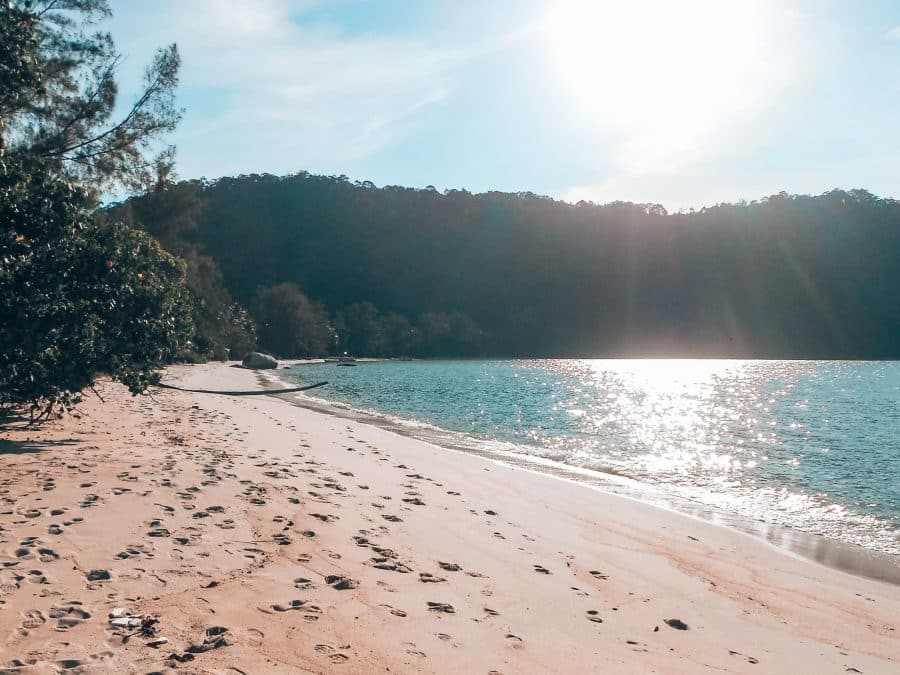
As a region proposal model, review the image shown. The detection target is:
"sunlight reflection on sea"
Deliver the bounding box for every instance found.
[286,359,900,555]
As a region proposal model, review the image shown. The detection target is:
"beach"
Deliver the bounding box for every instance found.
[0,362,897,674]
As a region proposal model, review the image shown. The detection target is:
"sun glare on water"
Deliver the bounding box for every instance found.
[546,0,775,171]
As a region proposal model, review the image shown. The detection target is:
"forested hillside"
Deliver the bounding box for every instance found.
[116,172,900,358]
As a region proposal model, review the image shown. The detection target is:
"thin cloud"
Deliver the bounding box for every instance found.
[109,0,469,176]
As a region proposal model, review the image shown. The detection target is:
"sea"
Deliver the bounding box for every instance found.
[278,359,900,567]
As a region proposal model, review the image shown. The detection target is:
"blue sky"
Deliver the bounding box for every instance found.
[107,0,900,210]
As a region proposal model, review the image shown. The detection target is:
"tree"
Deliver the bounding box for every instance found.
[2,1,182,196]
[0,153,194,417]
[0,1,193,417]
[338,302,384,356]
[115,170,900,359]
[109,179,258,359]
[182,249,257,359]
[380,312,419,357]
[251,283,333,357]
[114,176,204,254]
[416,311,481,356]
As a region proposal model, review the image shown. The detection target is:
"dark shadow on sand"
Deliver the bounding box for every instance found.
[0,438,80,456]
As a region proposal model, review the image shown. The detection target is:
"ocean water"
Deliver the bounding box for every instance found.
[282,359,900,556]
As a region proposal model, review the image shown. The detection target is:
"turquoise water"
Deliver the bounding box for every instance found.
[283,360,900,555]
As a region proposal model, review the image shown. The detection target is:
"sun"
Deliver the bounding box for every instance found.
[545,0,773,172]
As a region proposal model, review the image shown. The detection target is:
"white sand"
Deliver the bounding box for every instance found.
[0,362,897,673]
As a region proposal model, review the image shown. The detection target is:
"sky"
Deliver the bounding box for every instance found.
[107,0,900,210]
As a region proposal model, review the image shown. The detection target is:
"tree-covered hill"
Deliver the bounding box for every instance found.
[118,172,900,359]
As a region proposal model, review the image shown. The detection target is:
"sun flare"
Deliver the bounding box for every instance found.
[546,0,773,171]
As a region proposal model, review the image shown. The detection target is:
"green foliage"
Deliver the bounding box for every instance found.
[182,250,257,359]
[379,312,419,357]
[0,153,194,414]
[251,283,333,358]
[107,179,258,359]
[141,172,899,358]
[0,4,40,122]
[335,302,383,357]
[3,0,182,196]
[0,1,193,416]
[114,176,204,254]
[418,311,482,357]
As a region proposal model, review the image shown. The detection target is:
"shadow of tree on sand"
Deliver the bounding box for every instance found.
[0,438,80,456]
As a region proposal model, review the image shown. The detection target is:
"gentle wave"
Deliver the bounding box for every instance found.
[272,359,900,556]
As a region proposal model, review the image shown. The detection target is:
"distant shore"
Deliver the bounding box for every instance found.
[1,362,897,673]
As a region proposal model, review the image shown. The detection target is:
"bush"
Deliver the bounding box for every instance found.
[251,283,333,357]
[0,155,194,417]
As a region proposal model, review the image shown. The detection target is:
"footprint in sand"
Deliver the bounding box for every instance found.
[37,548,58,563]
[427,602,455,614]
[586,610,603,623]
[533,565,551,574]
[404,642,427,658]
[325,575,357,590]
[664,618,689,630]
[20,609,46,631]
[0,570,21,595]
[315,644,350,663]
[505,634,524,649]
[270,599,321,616]
[371,557,413,573]
[26,569,48,584]
[419,572,447,583]
[49,601,91,630]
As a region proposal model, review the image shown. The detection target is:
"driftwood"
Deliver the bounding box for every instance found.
[153,382,327,396]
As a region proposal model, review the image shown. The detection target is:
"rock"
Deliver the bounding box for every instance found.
[87,569,110,581]
[241,352,278,369]
[146,637,169,648]
[110,617,142,628]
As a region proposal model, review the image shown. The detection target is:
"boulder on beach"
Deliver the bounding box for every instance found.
[241,352,278,369]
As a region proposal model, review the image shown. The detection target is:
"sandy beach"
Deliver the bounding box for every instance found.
[0,362,897,674]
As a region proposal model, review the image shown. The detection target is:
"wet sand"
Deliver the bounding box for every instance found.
[0,363,897,673]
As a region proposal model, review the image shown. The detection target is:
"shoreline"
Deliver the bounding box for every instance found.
[1,362,897,673]
[263,365,900,587]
